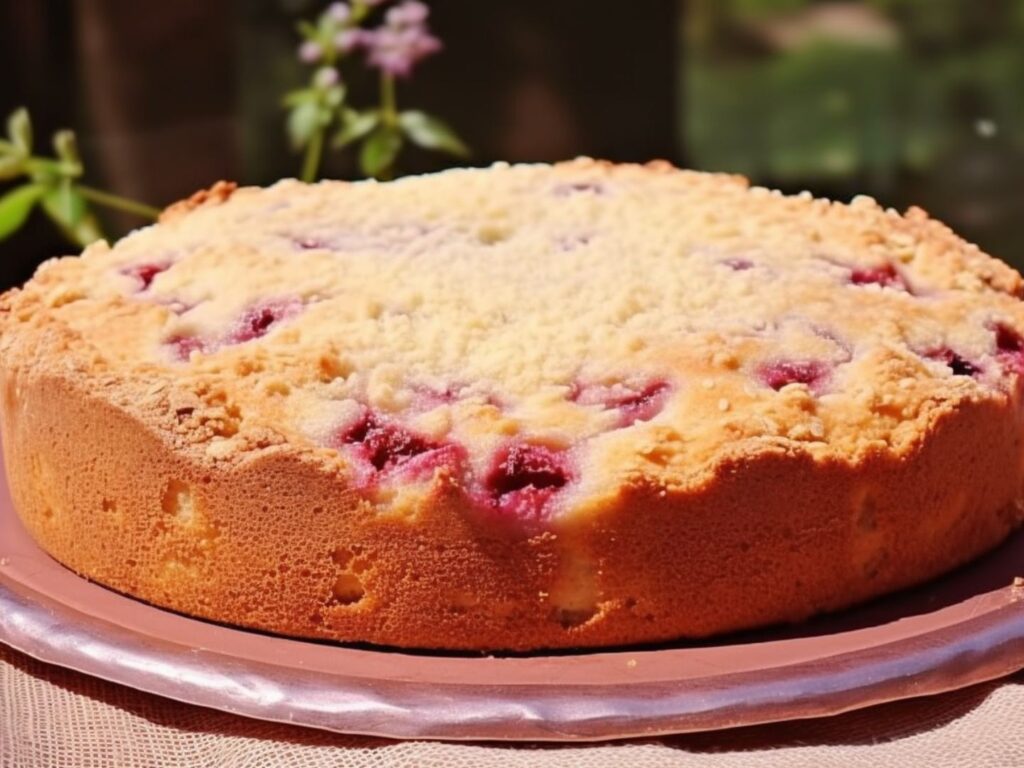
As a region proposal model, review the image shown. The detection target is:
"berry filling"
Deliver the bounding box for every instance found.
[124,261,171,291]
[849,263,909,292]
[571,380,670,427]
[722,257,754,271]
[228,299,303,344]
[167,334,206,361]
[757,359,830,392]
[294,236,326,250]
[483,443,573,521]
[410,383,461,410]
[336,410,460,480]
[556,233,593,251]
[924,348,980,378]
[995,323,1024,373]
[554,181,606,196]
[164,298,303,362]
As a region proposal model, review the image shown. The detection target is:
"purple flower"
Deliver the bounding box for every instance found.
[363,1,441,77]
[385,0,429,25]
[333,27,366,53]
[326,2,351,23]
[314,66,341,88]
[298,40,324,63]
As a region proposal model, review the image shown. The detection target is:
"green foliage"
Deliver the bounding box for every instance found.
[398,111,470,158]
[333,108,380,149]
[0,107,158,247]
[0,184,46,240]
[360,124,403,177]
[685,1,1024,186]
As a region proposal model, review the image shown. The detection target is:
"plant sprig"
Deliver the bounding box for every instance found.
[285,1,469,182]
[0,107,160,247]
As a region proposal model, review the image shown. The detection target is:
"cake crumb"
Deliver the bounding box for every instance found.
[626,659,637,668]
[718,398,730,412]
[0,557,9,567]
[1013,576,1024,588]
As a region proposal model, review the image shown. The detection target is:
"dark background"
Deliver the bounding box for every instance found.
[2,0,1023,288]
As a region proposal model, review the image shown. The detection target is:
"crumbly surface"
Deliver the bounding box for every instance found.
[2,159,1023,650]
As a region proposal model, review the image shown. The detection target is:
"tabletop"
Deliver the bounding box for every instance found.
[3,642,1023,767]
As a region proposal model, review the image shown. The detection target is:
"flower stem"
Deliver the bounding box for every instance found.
[77,185,161,220]
[380,73,397,126]
[378,73,398,181]
[301,127,325,183]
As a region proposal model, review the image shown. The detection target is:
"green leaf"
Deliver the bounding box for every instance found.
[296,20,318,39]
[43,202,103,247]
[0,154,25,181]
[359,126,403,178]
[41,179,104,246]
[287,101,322,151]
[68,213,104,247]
[52,130,80,165]
[323,83,346,109]
[41,181,86,228]
[397,111,470,158]
[332,109,379,149]
[26,157,62,185]
[0,183,46,241]
[7,108,32,155]
[282,88,315,108]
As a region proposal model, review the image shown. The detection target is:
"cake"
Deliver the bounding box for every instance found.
[2,159,1023,651]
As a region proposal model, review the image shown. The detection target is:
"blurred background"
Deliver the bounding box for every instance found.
[2,0,1023,287]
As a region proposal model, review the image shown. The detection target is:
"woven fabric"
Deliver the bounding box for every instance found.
[2,642,1023,767]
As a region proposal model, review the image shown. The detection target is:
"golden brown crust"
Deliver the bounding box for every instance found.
[158,180,238,224]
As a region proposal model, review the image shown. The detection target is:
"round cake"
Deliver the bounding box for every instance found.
[2,159,1023,651]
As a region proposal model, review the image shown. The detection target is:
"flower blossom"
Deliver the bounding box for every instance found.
[363,1,441,77]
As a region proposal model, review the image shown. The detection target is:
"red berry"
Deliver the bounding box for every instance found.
[167,334,205,361]
[228,299,303,344]
[924,348,980,377]
[757,359,830,392]
[722,257,753,271]
[850,264,908,291]
[336,410,460,479]
[572,380,670,427]
[484,443,572,520]
[995,323,1024,373]
[553,181,605,196]
[124,262,170,290]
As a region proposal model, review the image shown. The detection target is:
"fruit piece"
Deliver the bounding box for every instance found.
[571,380,670,427]
[756,359,830,392]
[228,299,303,344]
[124,262,171,291]
[166,334,205,361]
[553,181,605,196]
[721,257,753,271]
[484,442,572,520]
[336,409,461,481]
[849,264,909,291]
[995,323,1024,373]
[924,348,980,377]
